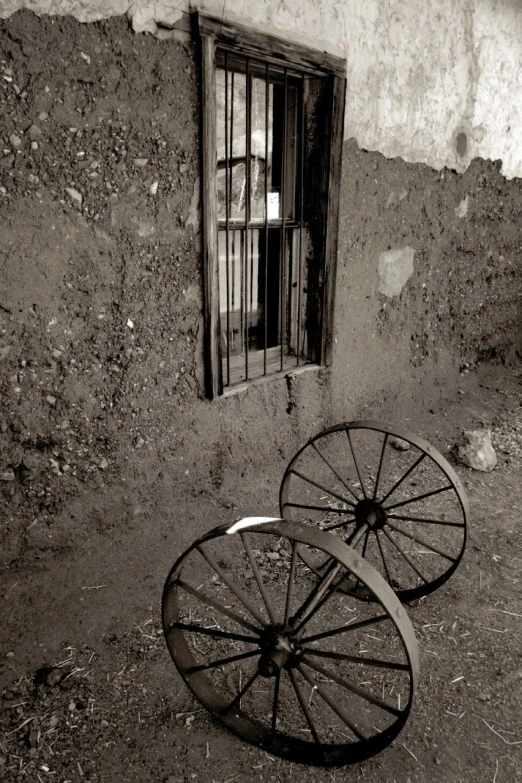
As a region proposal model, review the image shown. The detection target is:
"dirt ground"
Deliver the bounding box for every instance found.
[0,358,521,783]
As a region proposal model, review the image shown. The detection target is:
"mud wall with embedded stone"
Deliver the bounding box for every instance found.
[0,12,521,566]
[331,141,522,419]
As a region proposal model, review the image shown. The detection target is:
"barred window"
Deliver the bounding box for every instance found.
[196,14,346,397]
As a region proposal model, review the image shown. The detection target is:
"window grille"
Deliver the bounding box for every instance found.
[217,53,307,387]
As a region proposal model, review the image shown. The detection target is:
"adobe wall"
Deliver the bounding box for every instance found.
[0,10,521,564]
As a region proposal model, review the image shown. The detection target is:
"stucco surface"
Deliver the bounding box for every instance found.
[472,1,522,179]
[1,0,522,177]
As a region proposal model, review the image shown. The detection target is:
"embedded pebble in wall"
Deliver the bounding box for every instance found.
[65,187,82,207]
[385,188,408,209]
[377,246,415,297]
[137,220,155,237]
[28,125,42,140]
[455,195,469,218]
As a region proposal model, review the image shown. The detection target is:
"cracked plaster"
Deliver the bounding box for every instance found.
[1,0,522,178]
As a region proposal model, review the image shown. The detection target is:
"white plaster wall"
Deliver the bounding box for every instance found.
[472,0,522,181]
[2,0,522,179]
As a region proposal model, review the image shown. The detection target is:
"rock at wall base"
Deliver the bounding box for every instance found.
[456,429,497,472]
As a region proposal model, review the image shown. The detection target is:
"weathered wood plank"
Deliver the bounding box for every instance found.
[322,75,346,367]
[302,75,331,365]
[200,34,222,398]
[195,12,346,78]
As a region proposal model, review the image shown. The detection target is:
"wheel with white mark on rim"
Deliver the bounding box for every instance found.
[162,517,419,766]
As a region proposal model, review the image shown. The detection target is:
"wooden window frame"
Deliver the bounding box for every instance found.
[194,11,346,398]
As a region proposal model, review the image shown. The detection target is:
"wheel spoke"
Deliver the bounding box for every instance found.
[297,665,368,740]
[373,433,389,501]
[288,668,322,747]
[302,656,402,716]
[197,545,267,627]
[352,528,370,593]
[311,442,361,501]
[385,520,456,562]
[387,513,465,528]
[240,533,276,623]
[174,578,262,634]
[271,671,281,734]
[381,528,429,584]
[322,517,357,532]
[376,531,394,586]
[302,648,410,671]
[301,613,391,644]
[379,452,426,504]
[223,669,261,714]
[361,528,370,558]
[284,541,298,626]
[346,429,368,499]
[168,621,260,644]
[283,501,356,515]
[187,648,260,673]
[345,524,368,548]
[384,484,454,511]
[289,468,356,508]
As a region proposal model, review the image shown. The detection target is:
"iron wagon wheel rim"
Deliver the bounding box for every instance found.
[279,420,469,603]
[162,518,419,767]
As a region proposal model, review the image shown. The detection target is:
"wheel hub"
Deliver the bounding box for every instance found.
[354,499,387,530]
[257,625,302,677]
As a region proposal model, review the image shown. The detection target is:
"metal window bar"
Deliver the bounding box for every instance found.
[240,230,244,357]
[229,72,236,366]
[264,63,269,376]
[250,228,255,347]
[297,74,305,366]
[224,53,231,386]
[280,68,287,372]
[244,56,251,381]
[231,229,236,339]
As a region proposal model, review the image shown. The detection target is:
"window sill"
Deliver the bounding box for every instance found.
[219,362,322,399]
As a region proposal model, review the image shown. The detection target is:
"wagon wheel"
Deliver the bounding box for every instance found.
[279,421,469,602]
[162,517,418,767]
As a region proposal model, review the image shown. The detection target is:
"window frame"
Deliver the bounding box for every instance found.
[194,11,346,398]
